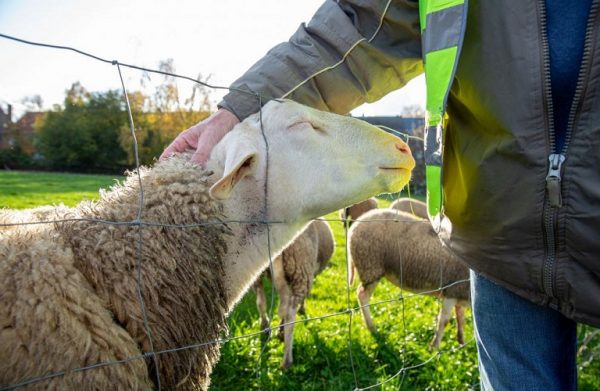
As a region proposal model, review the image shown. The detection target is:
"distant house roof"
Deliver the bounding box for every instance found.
[16,112,44,133]
[0,111,43,152]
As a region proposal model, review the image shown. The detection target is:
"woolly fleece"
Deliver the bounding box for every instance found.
[1,156,229,390]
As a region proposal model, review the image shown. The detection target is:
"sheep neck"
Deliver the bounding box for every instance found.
[219,198,306,311]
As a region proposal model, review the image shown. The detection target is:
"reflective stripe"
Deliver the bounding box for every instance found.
[424,46,458,124]
[426,165,442,217]
[423,4,464,54]
[419,0,468,223]
[424,124,442,166]
[419,0,465,30]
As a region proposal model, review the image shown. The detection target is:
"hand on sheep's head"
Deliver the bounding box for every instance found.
[160,108,240,165]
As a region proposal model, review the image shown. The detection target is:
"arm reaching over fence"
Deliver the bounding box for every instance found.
[160,107,240,165]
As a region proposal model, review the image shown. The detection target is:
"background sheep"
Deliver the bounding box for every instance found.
[389,197,428,219]
[348,209,469,350]
[338,197,378,228]
[254,218,334,369]
[0,99,415,390]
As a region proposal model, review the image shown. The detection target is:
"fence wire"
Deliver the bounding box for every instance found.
[0,33,474,391]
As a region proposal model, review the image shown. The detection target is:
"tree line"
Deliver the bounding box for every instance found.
[1,60,211,173]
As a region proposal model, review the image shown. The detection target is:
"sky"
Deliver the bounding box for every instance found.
[0,0,425,119]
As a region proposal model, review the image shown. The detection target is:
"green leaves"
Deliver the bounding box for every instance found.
[37,85,127,171]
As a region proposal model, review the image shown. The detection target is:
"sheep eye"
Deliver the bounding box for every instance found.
[312,124,326,133]
[288,121,325,134]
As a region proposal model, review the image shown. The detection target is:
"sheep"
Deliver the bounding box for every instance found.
[0,99,415,390]
[254,218,334,369]
[338,197,378,228]
[389,197,428,219]
[347,209,469,350]
[0,205,68,229]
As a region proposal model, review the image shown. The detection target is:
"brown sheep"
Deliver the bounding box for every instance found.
[389,197,428,219]
[254,218,334,369]
[339,197,378,228]
[348,209,469,350]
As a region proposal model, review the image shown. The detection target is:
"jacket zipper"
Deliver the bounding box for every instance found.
[539,0,599,298]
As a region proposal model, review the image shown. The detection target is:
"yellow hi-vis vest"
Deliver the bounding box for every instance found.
[419,0,468,228]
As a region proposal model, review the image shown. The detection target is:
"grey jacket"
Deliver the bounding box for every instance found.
[219,0,600,327]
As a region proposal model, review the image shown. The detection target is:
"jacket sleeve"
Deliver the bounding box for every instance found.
[218,0,423,120]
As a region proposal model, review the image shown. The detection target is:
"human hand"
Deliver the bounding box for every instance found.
[160,108,240,165]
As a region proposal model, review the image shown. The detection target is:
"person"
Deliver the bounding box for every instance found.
[161,1,599,389]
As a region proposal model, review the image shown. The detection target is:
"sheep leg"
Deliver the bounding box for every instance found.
[357,282,379,334]
[254,278,270,335]
[281,295,300,370]
[298,298,307,316]
[277,292,289,342]
[430,298,457,350]
[455,304,465,345]
[272,260,289,342]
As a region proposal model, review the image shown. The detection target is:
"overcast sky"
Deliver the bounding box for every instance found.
[0,0,425,119]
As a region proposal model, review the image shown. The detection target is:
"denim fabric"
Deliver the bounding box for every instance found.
[470,270,578,391]
[546,0,593,153]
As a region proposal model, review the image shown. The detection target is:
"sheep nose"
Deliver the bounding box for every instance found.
[395,141,412,156]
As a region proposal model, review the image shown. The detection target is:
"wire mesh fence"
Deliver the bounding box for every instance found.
[1,32,595,391]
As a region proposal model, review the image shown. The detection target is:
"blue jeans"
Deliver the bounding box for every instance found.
[470,270,578,391]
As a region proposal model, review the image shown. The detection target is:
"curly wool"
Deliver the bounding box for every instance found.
[348,209,469,301]
[1,156,229,390]
[279,219,335,299]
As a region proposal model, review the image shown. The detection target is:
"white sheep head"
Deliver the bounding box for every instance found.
[207,99,415,224]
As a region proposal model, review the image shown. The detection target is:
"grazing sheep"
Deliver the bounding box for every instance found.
[0,99,415,390]
[348,209,469,350]
[389,197,428,219]
[254,218,334,369]
[339,197,378,228]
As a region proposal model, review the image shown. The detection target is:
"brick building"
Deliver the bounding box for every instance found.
[0,104,43,155]
[14,112,44,155]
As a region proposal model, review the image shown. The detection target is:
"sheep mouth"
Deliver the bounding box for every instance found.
[378,167,410,172]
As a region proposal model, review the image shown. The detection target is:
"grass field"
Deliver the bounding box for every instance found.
[0,170,123,209]
[2,170,599,390]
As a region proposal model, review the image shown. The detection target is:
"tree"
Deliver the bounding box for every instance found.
[36,59,213,170]
[37,83,127,171]
[118,59,212,166]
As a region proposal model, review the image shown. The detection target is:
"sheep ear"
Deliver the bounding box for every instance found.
[209,151,257,200]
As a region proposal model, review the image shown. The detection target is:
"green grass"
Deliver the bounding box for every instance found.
[211,202,480,391]
[1,170,598,390]
[0,170,122,209]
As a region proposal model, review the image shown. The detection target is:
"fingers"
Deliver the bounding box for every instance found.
[190,124,232,165]
[159,126,201,161]
[159,136,189,161]
[160,108,240,164]
[189,109,240,165]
